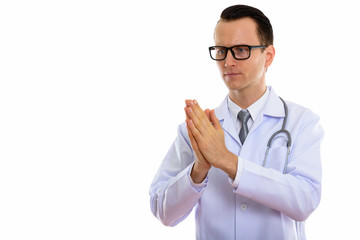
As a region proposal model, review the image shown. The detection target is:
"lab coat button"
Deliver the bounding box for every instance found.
[240,204,248,211]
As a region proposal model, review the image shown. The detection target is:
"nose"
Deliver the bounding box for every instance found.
[224,50,236,67]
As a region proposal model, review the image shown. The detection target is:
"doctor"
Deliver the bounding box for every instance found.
[149,4,324,240]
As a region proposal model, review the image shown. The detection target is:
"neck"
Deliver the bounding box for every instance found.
[229,84,267,109]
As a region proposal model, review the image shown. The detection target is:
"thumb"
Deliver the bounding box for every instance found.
[209,109,221,129]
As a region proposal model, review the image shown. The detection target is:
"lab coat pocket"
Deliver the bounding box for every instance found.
[260,136,289,172]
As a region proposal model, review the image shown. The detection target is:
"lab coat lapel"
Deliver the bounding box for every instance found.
[249,87,285,134]
[215,96,241,145]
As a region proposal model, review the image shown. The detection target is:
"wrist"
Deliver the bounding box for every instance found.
[191,162,210,184]
[222,152,238,180]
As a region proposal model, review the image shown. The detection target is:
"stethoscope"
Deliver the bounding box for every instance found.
[261,97,292,174]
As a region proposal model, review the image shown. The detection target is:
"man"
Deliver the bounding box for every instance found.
[149,4,323,240]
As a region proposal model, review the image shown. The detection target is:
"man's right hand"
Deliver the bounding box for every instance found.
[185,100,211,183]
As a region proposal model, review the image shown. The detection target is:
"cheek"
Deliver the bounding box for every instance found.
[248,58,265,75]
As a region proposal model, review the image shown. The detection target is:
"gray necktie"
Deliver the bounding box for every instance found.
[238,110,251,144]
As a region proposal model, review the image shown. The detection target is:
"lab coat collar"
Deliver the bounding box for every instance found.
[261,86,285,118]
[250,86,285,134]
[214,86,285,144]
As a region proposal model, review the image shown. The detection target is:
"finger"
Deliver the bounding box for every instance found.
[209,109,221,129]
[185,100,201,121]
[184,107,190,120]
[186,106,203,131]
[204,109,211,121]
[187,121,209,168]
[191,100,213,129]
[186,122,199,151]
[186,118,203,142]
[192,100,205,116]
[187,99,207,121]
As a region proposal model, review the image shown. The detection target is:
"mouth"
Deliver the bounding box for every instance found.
[224,72,240,77]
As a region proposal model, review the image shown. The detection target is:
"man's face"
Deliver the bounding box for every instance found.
[214,17,273,95]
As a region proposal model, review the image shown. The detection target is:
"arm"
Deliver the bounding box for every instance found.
[149,115,210,226]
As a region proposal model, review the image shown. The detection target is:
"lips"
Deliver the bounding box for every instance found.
[224,72,240,76]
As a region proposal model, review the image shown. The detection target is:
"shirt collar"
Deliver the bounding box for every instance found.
[214,86,285,122]
[227,87,270,123]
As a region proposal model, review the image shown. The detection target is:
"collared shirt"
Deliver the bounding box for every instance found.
[227,87,270,135]
[150,87,324,240]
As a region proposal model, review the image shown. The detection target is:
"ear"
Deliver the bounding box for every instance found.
[264,45,275,69]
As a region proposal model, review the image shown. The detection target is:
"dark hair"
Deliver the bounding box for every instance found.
[219,5,273,46]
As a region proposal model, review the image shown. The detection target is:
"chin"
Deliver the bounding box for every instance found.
[224,78,248,91]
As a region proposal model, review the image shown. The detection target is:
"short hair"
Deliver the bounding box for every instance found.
[218,5,273,46]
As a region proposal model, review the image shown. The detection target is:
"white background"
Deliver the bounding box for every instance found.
[0,0,359,239]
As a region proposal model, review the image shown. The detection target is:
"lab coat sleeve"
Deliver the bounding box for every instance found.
[234,111,324,222]
[149,123,206,226]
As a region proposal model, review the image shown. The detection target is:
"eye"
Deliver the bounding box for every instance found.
[233,46,249,58]
[235,47,246,53]
[217,48,226,55]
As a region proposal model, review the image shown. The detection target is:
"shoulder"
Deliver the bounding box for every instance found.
[285,100,320,122]
[285,100,324,136]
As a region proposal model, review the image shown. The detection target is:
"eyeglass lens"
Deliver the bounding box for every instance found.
[210,46,250,60]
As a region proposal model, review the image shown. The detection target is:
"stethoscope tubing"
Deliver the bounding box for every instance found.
[261,97,292,174]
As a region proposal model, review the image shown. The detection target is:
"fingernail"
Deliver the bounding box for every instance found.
[194,100,198,105]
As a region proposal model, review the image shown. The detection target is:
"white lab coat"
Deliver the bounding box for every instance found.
[149,87,324,240]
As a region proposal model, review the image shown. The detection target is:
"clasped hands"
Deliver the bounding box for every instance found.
[184,100,238,183]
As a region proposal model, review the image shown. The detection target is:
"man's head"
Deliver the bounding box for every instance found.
[211,5,275,105]
[219,5,273,47]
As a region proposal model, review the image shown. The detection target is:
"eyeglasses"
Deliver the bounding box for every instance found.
[208,45,267,61]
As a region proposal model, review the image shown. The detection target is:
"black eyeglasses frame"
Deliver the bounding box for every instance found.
[208,45,267,61]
